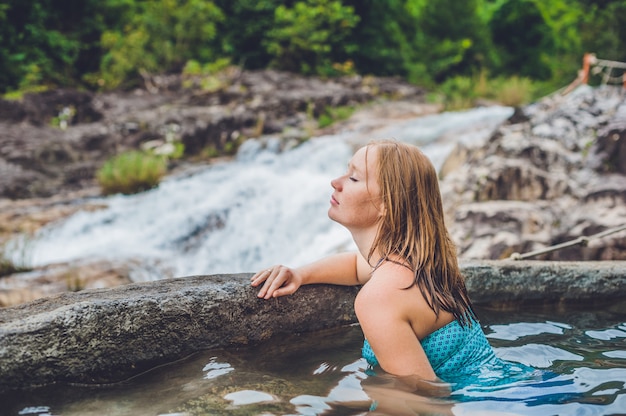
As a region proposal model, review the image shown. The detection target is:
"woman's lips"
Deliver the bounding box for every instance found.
[330,195,339,205]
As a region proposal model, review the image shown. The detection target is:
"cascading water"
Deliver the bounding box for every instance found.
[19,106,514,281]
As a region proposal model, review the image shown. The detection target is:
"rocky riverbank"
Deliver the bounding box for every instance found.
[0,70,426,201]
[441,85,626,261]
[1,72,625,308]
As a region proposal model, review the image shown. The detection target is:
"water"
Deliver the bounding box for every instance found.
[13,106,514,282]
[3,303,625,416]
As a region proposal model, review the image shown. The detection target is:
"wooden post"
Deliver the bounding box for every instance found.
[582,53,594,84]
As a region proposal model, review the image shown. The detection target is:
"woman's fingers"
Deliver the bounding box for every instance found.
[272,281,297,297]
[261,267,289,299]
[251,266,282,299]
[250,267,274,286]
[251,265,298,299]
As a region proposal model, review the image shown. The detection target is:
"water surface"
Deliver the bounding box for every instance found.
[5,303,625,416]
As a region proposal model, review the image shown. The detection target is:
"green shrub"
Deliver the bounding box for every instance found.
[181,58,235,92]
[493,76,534,107]
[435,73,538,110]
[97,151,168,195]
[438,75,478,110]
[98,0,224,90]
[318,105,356,128]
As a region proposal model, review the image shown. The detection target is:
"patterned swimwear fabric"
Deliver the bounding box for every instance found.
[361,318,538,388]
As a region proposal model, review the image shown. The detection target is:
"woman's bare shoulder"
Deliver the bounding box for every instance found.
[358,261,415,303]
[357,261,439,329]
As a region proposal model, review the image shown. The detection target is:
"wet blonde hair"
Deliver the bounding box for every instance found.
[366,139,475,325]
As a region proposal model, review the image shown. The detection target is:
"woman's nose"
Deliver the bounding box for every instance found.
[331,176,341,190]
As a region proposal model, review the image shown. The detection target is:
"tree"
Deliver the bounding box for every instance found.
[341,0,417,77]
[410,0,495,84]
[262,0,360,75]
[98,0,224,89]
[580,1,626,63]
[212,0,284,69]
[489,0,556,80]
[0,0,103,92]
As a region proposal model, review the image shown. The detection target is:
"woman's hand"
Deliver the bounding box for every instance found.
[251,265,303,299]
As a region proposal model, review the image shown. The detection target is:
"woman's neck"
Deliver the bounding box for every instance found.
[350,227,381,268]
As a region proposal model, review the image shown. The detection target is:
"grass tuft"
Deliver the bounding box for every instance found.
[96,151,168,196]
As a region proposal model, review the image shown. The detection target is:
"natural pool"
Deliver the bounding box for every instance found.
[4,302,626,416]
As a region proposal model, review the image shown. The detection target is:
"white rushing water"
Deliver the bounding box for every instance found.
[20,106,513,281]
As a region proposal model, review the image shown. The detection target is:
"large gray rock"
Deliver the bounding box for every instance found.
[0,260,625,394]
[0,273,359,393]
[441,86,626,260]
[462,260,626,307]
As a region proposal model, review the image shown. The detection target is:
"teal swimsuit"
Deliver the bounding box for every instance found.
[362,318,537,388]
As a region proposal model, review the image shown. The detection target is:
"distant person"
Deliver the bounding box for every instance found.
[251,139,537,391]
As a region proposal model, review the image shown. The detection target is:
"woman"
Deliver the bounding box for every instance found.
[251,139,533,388]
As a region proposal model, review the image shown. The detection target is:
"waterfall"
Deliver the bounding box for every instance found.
[22,106,513,281]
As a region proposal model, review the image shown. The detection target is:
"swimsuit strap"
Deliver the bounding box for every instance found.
[371,257,385,271]
[384,257,413,271]
[371,256,413,273]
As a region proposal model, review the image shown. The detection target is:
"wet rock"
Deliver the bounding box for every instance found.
[0,273,360,392]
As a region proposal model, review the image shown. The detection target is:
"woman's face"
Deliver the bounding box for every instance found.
[329,145,384,231]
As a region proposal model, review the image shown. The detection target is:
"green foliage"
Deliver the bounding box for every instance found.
[492,76,535,106]
[98,0,224,89]
[489,0,556,80]
[0,0,623,98]
[96,151,168,195]
[434,72,536,110]
[170,142,186,160]
[341,0,416,76]
[263,0,360,75]
[580,2,626,63]
[182,58,234,92]
[409,0,495,85]
[0,0,119,93]
[212,0,284,69]
[437,76,478,110]
[318,105,356,128]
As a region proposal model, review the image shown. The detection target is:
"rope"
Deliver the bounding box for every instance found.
[593,58,626,70]
[509,224,626,260]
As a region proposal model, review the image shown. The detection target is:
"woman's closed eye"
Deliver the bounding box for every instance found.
[349,176,358,182]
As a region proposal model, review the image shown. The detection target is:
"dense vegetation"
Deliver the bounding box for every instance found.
[1,0,624,96]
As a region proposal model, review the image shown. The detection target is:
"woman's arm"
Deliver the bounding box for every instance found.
[251,251,373,299]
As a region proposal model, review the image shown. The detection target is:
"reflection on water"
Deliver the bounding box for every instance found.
[3,303,626,416]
